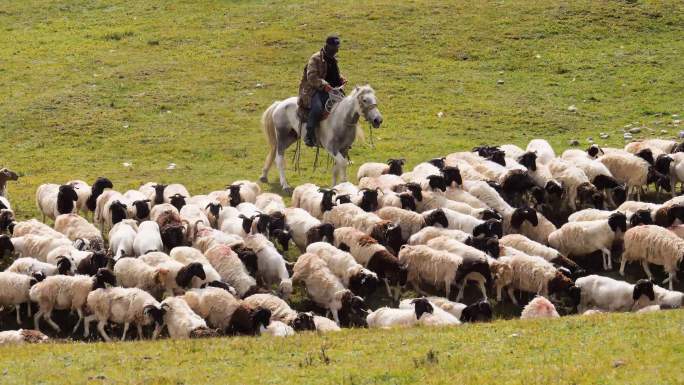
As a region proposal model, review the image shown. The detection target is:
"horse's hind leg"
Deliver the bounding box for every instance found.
[260,147,276,183]
[276,131,298,194]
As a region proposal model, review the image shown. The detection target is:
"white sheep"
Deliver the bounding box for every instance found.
[526,139,555,165]
[123,189,152,220]
[408,226,471,245]
[520,296,560,319]
[11,219,66,239]
[133,221,164,256]
[139,252,206,296]
[598,152,653,200]
[243,234,292,298]
[399,296,492,323]
[36,183,79,221]
[292,183,337,219]
[179,204,211,242]
[203,244,257,298]
[499,234,580,273]
[377,206,448,241]
[313,315,341,332]
[6,257,69,277]
[572,275,655,313]
[494,252,573,305]
[170,246,221,287]
[282,207,334,252]
[0,329,48,345]
[367,297,459,328]
[163,184,191,204]
[84,287,165,341]
[94,190,132,231]
[242,293,316,332]
[193,225,244,253]
[113,257,169,296]
[254,192,286,214]
[306,242,379,296]
[0,271,44,324]
[652,285,684,308]
[357,159,405,180]
[398,245,465,299]
[149,203,180,222]
[161,296,210,339]
[67,180,91,216]
[109,220,138,260]
[8,235,73,262]
[620,225,684,289]
[180,286,241,332]
[29,269,116,333]
[548,213,627,270]
[54,213,104,251]
[358,174,406,192]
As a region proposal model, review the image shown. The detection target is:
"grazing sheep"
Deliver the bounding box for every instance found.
[0,271,45,324]
[94,190,132,232]
[571,275,655,313]
[179,204,211,242]
[499,234,581,275]
[170,246,222,287]
[434,207,502,239]
[227,302,272,336]
[155,209,188,251]
[323,203,403,254]
[30,268,116,333]
[408,226,471,246]
[306,242,379,297]
[54,213,104,251]
[109,220,138,260]
[243,234,292,298]
[292,184,337,219]
[139,252,206,296]
[84,287,165,341]
[140,183,167,206]
[283,207,334,252]
[7,257,71,277]
[242,293,316,332]
[180,286,241,332]
[84,177,114,216]
[163,184,191,205]
[36,183,79,222]
[160,296,214,339]
[11,219,66,239]
[292,253,367,326]
[520,296,560,319]
[599,152,667,200]
[548,213,627,270]
[548,159,602,210]
[357,159,405,180]
[501,207,557,245]
[526,139,555,165]
[399,297,493,323]
[254,192,286,215]
[5,234,73,262]
[150,203,180,222]
[0,329,48,345]
[113,257,169,297]
[367,297,459,328]
[192,225,244,253]
[377,207,448,241]
[358,174,406,192]
[620,225,684,289]
[226,180,260,207]
[494,253,573,305]
[133,221,164,256]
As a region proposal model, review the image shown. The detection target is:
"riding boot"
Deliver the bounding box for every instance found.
[304,125,317,147]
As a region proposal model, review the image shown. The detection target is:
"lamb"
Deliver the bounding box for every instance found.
[292,252,367,326]
[548,213,627,270]
[160,296,214,339]
[243,234,292,298]
[494,252,574,305]
[139,252,206,296]
[133,221,164,256]
[499,234,581,275]
[571,275,655,313]
[204,245,257,297]
[35,183,79,221]
[0,329,48,345]
[4,234,73,262]
[357,159,405,180]
[242,293,316,331]
[620,225,684,289]
[520,296,560,319]
[333,227,407,300]
[108,220,138,260]
[306,242,379,297]
[292,183,337,219]
[54,213,104,251]
[7,257,71,277]
[283,207,335,252]
[0,271,45,324]
[30,268,116,333]
[113,257,169,297]
[180,286,241,332]
[11,219,66,239]
[84,287,165,341]
[123,189,152,220]
[399,297,493,323]
[67,180,91,216]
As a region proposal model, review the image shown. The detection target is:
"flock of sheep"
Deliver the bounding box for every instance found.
[0,136,683,345]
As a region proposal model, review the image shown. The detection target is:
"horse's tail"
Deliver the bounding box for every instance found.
[261,101,280,150]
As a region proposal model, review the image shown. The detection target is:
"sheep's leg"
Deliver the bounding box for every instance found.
[601,248,612,270]
[33,310,44,331]
[26,302,32,318]
[83,315,96,337]
[641,261,654,280]
[383,279,393,298]
[455,284,465,302]
[507,287,519,306]
[619,259,627,276]
[137,324,144,340]
[97,320,111,342]
[152,325,161,340]
[44,310,61,332]
[331,309,340,325]
[393,286,402,304]
[71,308,84,334]
[15,306,21,325]
[121,323,130,341]
[496,285,503,301]
[668,273,675,290]
[445,282,451,301]
[478,280,488,300]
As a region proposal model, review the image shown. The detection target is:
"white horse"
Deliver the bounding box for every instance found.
[260,85,383,194]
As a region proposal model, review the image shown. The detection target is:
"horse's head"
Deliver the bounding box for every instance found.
[355,85,383,128]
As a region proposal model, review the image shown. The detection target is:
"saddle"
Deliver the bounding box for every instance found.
[296,106,331,123]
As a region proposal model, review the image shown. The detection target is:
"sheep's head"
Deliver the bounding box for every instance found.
[161,224,186,250]
[227,184,243,207]
[169,194,186,211]
[386,158,405,176]
[544,180,563,198]
[568,285,582,308]
[335,194,351,204]
[547,271,574,296]
[398,192,416,211]
[78,251,110,276]
[608,212,627,233]
[517,151,537,172]
[291,312,316,331]
[426,175,446,192]
[635,148,655,165]
[427,157,446,170]
[654,154,674,177]
[611,185,627,207]
[629,209,653,227]
[403,183,423,202]
[465,236,500,258]
[673,141,684,153]
[501,170,535,196]
[425,209,448,228]
[57,184,79,214]
[441,166,462,186]
[487,181,503,193]
[205,202,223,220]
[411,298,434,319]
[92,177,113,192]
[530,186,545,206]
[175,262,206,288]
[30,272,46,287]
[0,168,19,183]
[133,200,151,220]
[479,209,502,221]
[93,268,117,289]
[254,213,271,235]
[268,211,286,234]
[473,219,502,239]
[632,279,655,301]
[56,257,72,275]
[109,200,128,225]
[143,305,167,327]
[153,184,167,205]
[348,270,379,298]
[339,291,368,327]
[592,174,619,190]
[233,245,258,276]
[510,207,538,229]
[318,188,337,213]
[0,210,15,233]
[668,205,684,225]
[252,307,272,333]
[238,214,254,235]
[358,188,380,212]
[272,229,291,251]
[460,300,493,323]
[0,234,14,257]
[487,150,506,166]
[587,144,603,158]
[473,146,499,158]
[647,166,672,192]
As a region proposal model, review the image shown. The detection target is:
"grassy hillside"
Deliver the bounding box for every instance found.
[1,0,683,217]
[2,311,683,385]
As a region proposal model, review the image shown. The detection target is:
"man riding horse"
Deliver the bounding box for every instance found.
[298,35,346,147]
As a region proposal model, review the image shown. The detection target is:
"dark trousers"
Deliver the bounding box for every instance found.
[307,90,329,134]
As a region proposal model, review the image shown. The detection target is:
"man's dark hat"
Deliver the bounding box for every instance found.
[326,35,340,46]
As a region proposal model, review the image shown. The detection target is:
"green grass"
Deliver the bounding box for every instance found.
[1,311,683,384]
[1,1,684,383]
[1,0,683,218]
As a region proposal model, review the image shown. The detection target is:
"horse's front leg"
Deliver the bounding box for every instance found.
[332,153,347,186]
